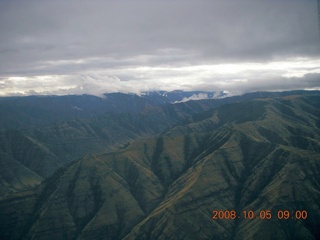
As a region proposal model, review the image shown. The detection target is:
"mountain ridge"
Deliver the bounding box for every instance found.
[1,90,318,130]
[1,92,319,239]
[1,92,246,197]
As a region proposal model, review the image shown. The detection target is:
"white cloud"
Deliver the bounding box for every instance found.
[0,0,319,97]
[0,57,319,97]
[175,93,211,103]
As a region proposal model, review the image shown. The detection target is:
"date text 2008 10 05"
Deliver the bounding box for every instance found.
[212,210,308,220]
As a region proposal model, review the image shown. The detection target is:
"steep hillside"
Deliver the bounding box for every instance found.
[0,95,233,197]
[124,95,320,240]
[1,93,319,239]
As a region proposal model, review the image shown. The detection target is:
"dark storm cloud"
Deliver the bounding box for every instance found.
[0,0,319,96]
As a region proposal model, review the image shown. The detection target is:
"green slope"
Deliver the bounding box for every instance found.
[0,93,320,239]
[0,97,226,197]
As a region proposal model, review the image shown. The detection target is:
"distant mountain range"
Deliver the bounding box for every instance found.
[0,90,312,130]
[0,90,226,130]
[0,90,319,239]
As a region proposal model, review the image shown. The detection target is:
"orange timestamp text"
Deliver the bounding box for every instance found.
[212,210,307,220]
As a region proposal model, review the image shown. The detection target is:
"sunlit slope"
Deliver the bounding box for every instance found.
[124,95,320,240]
[0,94,319,239]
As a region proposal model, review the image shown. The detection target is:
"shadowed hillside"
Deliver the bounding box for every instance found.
[0,93,319,239]
[0,93,240,197]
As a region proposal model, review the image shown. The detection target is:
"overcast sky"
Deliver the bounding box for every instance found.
[0,0,320,96]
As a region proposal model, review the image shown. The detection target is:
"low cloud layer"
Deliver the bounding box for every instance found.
[0,0,320,96]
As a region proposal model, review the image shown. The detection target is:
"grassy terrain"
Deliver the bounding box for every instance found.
[0,92,319,239]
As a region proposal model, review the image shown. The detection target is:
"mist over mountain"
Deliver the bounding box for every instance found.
[0,90,319,239]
